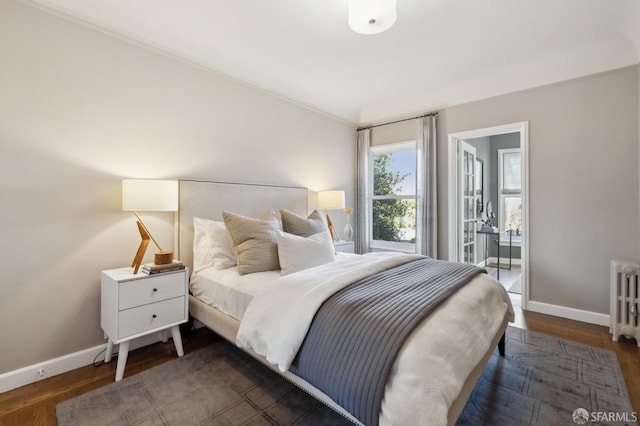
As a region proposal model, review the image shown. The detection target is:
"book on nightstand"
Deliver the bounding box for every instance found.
[141,260,185,275]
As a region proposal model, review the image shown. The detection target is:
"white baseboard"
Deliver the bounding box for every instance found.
[0,333,165,394]
[527,300,610,327]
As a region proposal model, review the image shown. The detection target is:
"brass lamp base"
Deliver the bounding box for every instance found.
[131,221,173,274]
[325,212,337,241]
[132,221,150,274]
[130,216,173,274]
[154,251,174,265]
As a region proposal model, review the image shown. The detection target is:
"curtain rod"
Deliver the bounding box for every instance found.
[357,112,438,131]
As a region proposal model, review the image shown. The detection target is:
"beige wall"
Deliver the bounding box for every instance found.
[0,0,355,374]
[439,65,639,315]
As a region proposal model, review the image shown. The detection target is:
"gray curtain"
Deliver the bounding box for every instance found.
[355,128,371,254]
[416,115,437,257]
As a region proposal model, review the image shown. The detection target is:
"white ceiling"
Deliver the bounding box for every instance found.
[28,0,640,124]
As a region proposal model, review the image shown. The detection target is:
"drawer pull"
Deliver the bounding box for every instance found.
[152,314,157,319]
[153,288,158,292]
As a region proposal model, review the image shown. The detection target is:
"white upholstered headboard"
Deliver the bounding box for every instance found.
[177,179,308,272]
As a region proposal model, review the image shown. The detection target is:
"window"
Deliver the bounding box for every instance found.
[370,141,417,252]
[498,148,522,244]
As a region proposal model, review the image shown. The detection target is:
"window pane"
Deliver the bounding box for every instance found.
[502,152,521,191]
[464,242,475,264]
[475,160,482,194]
[372,199,416,243]
[502,196,522,238]
[463,221,476,244]
[373,150,416,196]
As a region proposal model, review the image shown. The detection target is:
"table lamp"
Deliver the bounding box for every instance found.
[317,190,345,241]
[122,179,178,273]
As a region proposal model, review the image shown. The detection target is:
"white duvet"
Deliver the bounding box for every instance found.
[237,252,422,370]
[236,253,514,425]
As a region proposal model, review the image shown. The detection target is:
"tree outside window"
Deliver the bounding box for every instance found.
[371,141,416,252]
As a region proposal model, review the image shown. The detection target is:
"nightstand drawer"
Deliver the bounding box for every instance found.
[118,297,186,339]
[119,273,185,310]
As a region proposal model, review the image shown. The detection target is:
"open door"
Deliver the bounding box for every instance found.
[458,141,477,264]
[448,122,529,308]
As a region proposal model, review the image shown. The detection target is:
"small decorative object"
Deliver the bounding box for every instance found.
[122,179,179,274]
[343,207,353,242]
[317,190,345,241]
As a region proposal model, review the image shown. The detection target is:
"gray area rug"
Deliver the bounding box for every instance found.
[458,327,636,426]
[57,327,636,426]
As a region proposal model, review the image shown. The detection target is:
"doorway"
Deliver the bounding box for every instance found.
[447,122,529,309]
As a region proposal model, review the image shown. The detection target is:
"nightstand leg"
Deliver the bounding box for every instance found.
[115,340,130,381]
[170,325,184,357]
[105,339,115,363]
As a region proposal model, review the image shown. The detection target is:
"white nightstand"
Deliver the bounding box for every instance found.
[101,267,189,381]
[334,241,355,253]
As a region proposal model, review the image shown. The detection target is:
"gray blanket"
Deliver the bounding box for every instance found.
[290,258,484,426]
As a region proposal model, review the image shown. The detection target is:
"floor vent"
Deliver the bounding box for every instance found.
[610,260,640,346]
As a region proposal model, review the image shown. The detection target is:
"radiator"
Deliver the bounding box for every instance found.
[610,260,640,346]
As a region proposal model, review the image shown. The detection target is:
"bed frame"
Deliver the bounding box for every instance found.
[177,178,509,426]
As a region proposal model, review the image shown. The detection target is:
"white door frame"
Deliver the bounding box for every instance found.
[447,122,530,309]
[458,141,478,265]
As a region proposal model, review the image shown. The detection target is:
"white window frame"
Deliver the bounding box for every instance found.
[369,140,417,253]
[498,148,522,246]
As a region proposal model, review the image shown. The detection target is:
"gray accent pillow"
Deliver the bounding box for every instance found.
[280,209,328,237]
[223,210,281,275]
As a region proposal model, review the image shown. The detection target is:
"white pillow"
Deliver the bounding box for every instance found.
[193,217,236,273]
[205,220,237,270]
[276,231,336,276]
[193,217,213,273]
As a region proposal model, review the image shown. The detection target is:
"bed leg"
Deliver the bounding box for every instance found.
[498,332,506,357]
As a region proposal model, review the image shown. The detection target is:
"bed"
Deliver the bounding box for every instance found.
[177,179,514,426]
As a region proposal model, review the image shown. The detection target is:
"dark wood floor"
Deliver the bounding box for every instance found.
[1,299,638,425]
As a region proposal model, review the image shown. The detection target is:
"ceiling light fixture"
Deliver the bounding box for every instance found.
[348,0,397,35]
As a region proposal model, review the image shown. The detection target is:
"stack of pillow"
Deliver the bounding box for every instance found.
[193,209,336,276]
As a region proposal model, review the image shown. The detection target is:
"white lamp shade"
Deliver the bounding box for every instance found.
[122,179,178,212]
[348,0,397,35]
[317,190,346,210]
